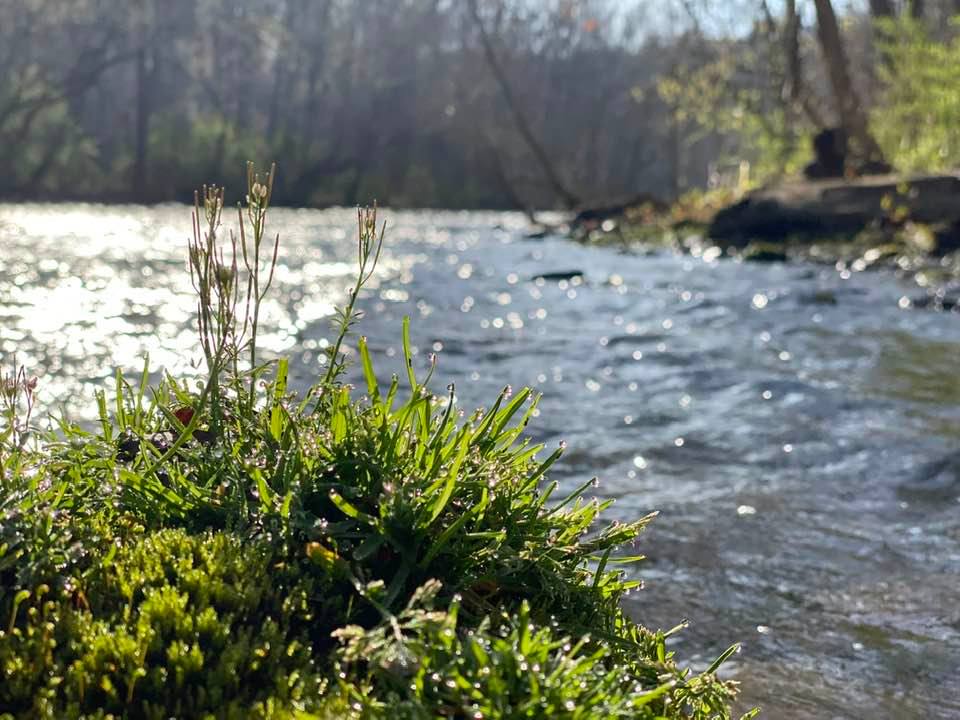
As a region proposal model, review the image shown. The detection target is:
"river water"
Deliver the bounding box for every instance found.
[1,204,958,719]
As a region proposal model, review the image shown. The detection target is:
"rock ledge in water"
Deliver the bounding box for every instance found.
[709,174,960,244]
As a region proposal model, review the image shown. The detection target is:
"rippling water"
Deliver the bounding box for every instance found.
[2,203,959,718]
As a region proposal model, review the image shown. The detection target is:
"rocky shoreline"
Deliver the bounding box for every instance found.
[566,174,960,313]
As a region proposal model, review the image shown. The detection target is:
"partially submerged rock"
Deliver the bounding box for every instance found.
[898,450,960,502]
[531,269,584,282]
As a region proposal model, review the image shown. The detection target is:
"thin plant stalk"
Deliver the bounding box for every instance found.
[237,161,279,413]
[322,204,385,388]
[188,184,239,436]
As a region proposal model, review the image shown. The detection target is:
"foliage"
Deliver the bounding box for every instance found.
[872,16,960,173]
[334,582,738,719]
[0,0,665,208]
[655,46,811,188]
[0,165,749,719]
[669,188,745,225]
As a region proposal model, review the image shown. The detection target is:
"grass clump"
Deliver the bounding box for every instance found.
[0,163,754,719]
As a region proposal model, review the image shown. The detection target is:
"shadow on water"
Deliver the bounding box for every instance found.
[2,203,959,719]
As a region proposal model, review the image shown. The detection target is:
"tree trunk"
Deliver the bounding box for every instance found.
[133,46,150,200]
[467,0,580,209]
[668,108,681,200]
[812,0,887,167]
[782,0,826,127]
[783,0,801,104]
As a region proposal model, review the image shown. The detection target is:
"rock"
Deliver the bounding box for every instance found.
[898,451,960,502]
[709,174,960,243]
[802,290,838,305]
[908,294,960,312]
[932,220,960,255]
[532,270,584,282]
[709,196,836,245]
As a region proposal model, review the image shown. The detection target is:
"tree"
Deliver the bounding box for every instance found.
[812,0,889,170]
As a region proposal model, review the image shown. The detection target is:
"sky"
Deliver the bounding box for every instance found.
[639,0,869,38]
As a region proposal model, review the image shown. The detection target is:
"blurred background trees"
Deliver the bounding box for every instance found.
[2,0,960,208]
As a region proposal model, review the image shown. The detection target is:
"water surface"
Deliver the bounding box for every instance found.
[2,204,958,719]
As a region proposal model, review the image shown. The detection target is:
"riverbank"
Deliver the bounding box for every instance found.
[571,176,960,312]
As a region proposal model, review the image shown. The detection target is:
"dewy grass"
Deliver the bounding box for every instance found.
[0,164,756,719]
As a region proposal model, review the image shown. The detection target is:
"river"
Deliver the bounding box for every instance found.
[1,204,958,719]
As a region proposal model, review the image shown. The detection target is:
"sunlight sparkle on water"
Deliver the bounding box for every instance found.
[0,203,380,421]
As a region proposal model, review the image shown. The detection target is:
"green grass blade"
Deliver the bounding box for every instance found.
[547,476,597,516]
[427,429,470,525]
[489,387,531,440]
[705,643,740,675]
[358,335,380,404]
[401,316,416,390]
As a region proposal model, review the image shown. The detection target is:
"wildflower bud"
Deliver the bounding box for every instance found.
[0,378,16,399]
[217,266,235,287]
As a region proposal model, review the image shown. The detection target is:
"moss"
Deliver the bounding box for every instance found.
[1,529,331,719]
